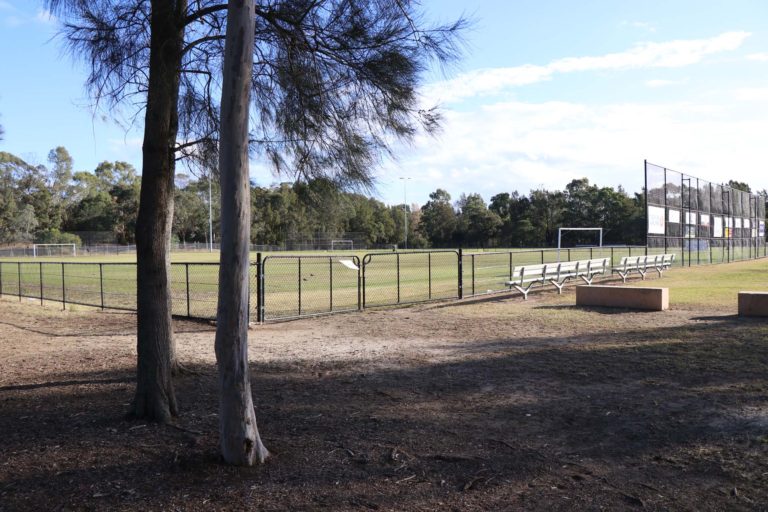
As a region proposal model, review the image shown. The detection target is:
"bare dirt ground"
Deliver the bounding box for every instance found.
[1,287,768,511]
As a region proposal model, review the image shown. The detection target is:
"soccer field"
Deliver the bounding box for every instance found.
[0,246,764,321]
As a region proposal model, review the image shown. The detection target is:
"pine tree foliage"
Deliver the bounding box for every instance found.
[46,0,468,186]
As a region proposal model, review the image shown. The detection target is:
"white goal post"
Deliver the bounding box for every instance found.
[557,227,602,262]
[330,239,354,251]
[32,243,77,258]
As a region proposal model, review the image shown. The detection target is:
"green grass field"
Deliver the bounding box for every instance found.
[1,246,765,321]
[629,257,768,309]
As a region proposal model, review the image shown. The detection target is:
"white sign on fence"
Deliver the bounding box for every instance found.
[648,206,666,235]
[714,216,723,238]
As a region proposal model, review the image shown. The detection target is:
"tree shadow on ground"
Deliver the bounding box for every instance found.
[1,319,767,511]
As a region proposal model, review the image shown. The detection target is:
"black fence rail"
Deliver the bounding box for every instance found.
[362,250,460,308]
[0,243,765,322]
[259,254,361,321]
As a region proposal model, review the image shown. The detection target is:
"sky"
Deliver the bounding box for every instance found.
[1,0,768,208]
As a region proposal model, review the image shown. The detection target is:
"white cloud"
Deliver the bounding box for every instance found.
[34,8,56,25]
[746,53,768,62]
[107,137,143,164]
[734,88,768,102]
[424,32,750,104]
[625,21,657,32]
[380,96,768,204]
[2,14,22,27]
[1,5,57,27]
[645,79,686,88]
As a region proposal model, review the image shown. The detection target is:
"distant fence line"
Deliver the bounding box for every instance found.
[0,243,765,322]
[0,243,293,258]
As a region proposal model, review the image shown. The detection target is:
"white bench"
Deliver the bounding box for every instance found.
[505,258,610,300]
[612,254,675,283]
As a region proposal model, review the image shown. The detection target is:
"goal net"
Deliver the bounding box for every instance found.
[32,244,77,258]
[330,239,354,251]
[557,228,602,261]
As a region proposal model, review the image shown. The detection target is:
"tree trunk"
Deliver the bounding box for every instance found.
[131,0,186,423]
[215,0,268,466]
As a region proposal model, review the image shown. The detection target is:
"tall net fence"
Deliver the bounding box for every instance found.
[646,162,767,265]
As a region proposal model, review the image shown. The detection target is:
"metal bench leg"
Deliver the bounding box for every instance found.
[513,284,531,300]
[550,280,565,294]
[514,281,543,300]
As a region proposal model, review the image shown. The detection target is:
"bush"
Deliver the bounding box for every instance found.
[34,229,83,246]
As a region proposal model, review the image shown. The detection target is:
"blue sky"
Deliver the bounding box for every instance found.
[1,0,767,207]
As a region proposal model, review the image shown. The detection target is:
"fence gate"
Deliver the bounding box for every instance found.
[260,255,361,321]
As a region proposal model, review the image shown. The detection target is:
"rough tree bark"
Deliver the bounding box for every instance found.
[215,0,269,465]
[131,0,187,423]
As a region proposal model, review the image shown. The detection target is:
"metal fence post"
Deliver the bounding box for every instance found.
[0,262,3,297]
[457,248,463,299]
[540,250,544,264]
[329,256,333,312]
[256,253,263,323]
[17,262,21,301]
[428,252,432,300]
[508,252,513,281]
[61,263,66,310]
[298,257,302,316]
[356,256,362,311]
[39,263,44,306]
[185,263,191,317]
[99,263,105,310]
[396,252,401,304]
[362,255,368,309]
[472,254,476,296]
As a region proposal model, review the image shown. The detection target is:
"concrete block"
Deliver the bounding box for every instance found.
[576,285,669,311]
[738,292,768,317]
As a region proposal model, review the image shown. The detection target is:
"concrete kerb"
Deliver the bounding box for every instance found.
[576,285,669,311]
[738,291,768,317]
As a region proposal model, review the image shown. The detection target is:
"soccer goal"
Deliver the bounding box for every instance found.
[32,243,77,258]
[330,239,354,251]
[557,227,602,262]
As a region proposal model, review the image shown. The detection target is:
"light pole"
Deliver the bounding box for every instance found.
[399,177,411,249]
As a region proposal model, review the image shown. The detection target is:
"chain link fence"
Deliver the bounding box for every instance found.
[0,244,765,322]
[646,161,767,266]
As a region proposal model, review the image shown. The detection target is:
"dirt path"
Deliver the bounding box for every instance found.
[1,291,767,511]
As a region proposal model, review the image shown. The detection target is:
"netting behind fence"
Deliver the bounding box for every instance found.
[646,161,767,265]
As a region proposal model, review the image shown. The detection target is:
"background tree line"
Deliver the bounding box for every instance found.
[0,147,649,249]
